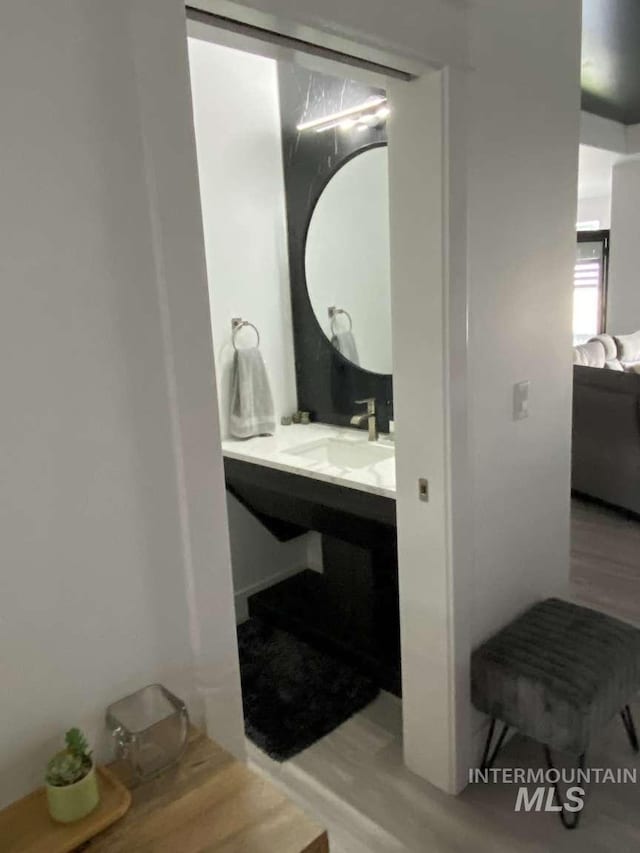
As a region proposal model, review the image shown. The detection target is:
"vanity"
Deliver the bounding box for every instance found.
[222,425,400,695]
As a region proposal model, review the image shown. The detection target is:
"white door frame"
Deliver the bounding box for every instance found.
[181,0,473,794]
[388,67,471,793]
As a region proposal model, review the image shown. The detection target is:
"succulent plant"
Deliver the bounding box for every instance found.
[45,728,93,787]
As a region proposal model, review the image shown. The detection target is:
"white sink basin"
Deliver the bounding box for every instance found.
[286,437,394,470]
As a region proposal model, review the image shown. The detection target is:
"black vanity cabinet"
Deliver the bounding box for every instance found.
[224,457,401,696]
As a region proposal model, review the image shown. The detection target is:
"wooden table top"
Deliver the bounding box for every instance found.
[84,729,329,853]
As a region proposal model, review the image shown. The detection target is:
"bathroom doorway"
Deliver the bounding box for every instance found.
[183,4,470,799]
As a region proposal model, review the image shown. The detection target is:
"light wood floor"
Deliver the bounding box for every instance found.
[570,497,640,627]
[248,498,640,852]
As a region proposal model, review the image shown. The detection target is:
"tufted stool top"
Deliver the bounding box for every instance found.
[471,598,640,753]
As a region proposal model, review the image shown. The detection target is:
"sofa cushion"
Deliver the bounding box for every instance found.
[573,340,606,368]
[471,598,640,754]
[614,330,640,365]
[587,334,623,370]
[589,334,618,360]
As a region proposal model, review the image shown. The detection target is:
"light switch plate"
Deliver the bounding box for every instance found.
[513,380,530,420]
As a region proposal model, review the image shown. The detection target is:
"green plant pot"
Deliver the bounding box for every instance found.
[46,764,100,823]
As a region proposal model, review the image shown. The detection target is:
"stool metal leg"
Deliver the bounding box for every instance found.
[480,718,509,770]
[621,705,639,753]
[543,747,586,830]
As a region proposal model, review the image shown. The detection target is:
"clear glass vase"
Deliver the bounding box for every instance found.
[106,684,189,783]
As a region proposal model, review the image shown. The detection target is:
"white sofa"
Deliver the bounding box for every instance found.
[573,331,640,373]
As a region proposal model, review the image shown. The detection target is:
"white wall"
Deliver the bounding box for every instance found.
[607,158,640,333]
[579,110,640,157]
[625,123,640,155]
[188,38,297,437]
[576,144,620,228]
[580,110,627,154]
[0,0,244,808]
[577,194,610,228]
[187,38,312,614]
[467,0,580,646]
[227,497,322,621]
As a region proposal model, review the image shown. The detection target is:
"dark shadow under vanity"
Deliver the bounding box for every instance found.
[224,457,401,696]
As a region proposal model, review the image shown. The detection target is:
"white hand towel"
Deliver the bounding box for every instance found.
[331,330,360,365]
[229,347,276,439]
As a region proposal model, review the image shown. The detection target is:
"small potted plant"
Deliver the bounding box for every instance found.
[45,728,100,823]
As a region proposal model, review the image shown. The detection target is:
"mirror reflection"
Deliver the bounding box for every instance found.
[304,145,392,375]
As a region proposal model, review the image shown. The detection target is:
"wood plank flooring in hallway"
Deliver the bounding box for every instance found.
[570,496,640,627]
[248,498,640,852]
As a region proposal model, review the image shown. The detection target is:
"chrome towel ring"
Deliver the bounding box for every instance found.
[328,305,353,335]
[231,317,260,350]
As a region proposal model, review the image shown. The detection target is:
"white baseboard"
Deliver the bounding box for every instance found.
[234,564,306,624]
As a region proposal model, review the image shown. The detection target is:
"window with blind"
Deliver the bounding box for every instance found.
[573,230,609,345]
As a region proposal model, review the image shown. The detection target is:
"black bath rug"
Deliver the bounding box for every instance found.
[237,618,379,761]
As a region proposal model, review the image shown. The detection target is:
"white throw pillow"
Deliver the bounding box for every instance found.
[588,334,618,361]
[614,330,640,364]
[573,340,606,368]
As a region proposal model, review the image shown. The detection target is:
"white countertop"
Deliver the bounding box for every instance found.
[221,423,396,499]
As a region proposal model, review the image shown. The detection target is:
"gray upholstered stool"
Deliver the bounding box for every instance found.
[472,597,640,828]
